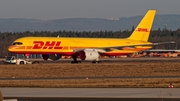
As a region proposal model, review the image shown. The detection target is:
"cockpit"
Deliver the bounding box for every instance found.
[12,42,23,45]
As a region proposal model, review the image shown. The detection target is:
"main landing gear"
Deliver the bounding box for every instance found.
[92,61,102,64]
[71,56,102,64]
[71,56,81,64]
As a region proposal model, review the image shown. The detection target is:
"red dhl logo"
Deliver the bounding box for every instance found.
[33,41,63,49]
[137,28,148,32]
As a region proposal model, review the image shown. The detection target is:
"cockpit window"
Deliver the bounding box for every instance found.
[12,42,23,45]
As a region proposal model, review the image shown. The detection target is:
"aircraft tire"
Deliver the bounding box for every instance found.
[20,61,24,64]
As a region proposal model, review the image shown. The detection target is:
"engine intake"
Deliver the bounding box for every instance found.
[79,50,99,61]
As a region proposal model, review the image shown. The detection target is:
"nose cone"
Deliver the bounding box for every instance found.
[8,45,26,53]
[8,45,15,52]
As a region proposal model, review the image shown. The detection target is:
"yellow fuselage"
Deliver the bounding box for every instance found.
[8,37,152,56]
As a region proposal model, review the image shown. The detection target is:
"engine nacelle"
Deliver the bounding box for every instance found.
[42,54,62,61]
[79,50,99,61]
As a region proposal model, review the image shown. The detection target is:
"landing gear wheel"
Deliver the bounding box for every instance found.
[71,61,81,64]
[71,56,81,64]
[92,61,102,64]
[97,61,102,64]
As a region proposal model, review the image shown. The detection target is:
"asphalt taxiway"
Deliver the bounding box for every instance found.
[1,88,180,101]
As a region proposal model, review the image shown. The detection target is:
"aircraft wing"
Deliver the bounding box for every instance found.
[143,49,180,53]
[73,41,175,53]
[102,41,175,51]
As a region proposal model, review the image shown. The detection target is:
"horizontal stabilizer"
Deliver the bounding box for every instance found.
[152,41,175,45]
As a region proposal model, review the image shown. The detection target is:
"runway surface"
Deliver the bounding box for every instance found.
[1,57,180,64]
[1,88,180,98]
[1,57,180,101]
[1,88,180,101]
[29,57,180,63]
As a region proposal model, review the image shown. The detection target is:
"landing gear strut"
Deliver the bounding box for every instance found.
[71,56,81,64]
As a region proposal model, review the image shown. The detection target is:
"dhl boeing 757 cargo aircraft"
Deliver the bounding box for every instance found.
[8,10,175,63]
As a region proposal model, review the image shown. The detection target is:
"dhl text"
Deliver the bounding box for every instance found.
[33,41,63,49]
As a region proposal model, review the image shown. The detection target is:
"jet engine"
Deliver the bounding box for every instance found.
[79,50,99,61]
[42,54,62,61]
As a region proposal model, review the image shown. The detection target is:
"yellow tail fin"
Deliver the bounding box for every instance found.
[128,10,156,41]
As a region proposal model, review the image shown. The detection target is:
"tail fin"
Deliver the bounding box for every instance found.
[128,10,156,41]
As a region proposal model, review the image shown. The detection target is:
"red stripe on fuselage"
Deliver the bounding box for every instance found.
[10,51,134,56]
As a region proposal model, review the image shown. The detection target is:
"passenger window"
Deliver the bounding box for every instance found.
[12,42,23,45]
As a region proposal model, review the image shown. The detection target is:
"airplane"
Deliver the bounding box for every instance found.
[8,10,175,63]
